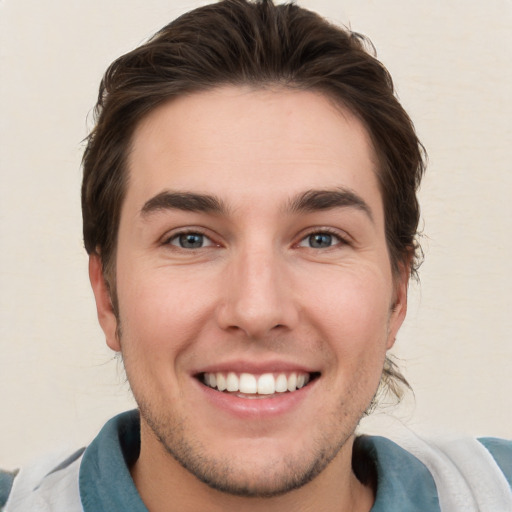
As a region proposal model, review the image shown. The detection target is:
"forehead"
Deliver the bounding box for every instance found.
[124,86,382,216]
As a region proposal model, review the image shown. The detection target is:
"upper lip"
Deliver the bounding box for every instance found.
[192,359,319,376]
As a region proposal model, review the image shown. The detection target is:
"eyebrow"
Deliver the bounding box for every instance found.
[286,188,374,222]
[140,187,373,221]
[140,191,228,217]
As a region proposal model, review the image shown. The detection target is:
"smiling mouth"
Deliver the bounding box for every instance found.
[200,371,319,397]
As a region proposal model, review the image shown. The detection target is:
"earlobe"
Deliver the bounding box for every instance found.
[88,254,121,352]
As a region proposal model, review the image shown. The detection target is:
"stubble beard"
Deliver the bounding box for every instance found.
[116,309,382,499]
[135,392,369,499]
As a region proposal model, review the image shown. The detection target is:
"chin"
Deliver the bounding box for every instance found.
[140,403,353,498]
[164,440,339,498]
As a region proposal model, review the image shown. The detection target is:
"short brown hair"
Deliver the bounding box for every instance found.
[82,0,425,400]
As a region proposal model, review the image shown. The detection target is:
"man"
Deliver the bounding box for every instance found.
[2,0,511,511]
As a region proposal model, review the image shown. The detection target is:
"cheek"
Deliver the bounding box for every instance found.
[302,266,393,378]
[307,269,392,337]
[115,267,218,356]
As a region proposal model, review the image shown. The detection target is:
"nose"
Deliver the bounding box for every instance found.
[215,247,299,339]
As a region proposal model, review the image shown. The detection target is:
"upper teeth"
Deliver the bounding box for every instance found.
[203,372,310,395]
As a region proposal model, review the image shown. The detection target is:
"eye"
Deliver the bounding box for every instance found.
[167,232,215,249]
[298,231,344,249]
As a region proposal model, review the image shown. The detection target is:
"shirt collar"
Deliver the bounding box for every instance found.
[79,410,440,512]
[79,410,147,512]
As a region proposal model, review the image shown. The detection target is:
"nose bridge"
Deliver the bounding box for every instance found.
[240,246,278,306]
[217,240,297,337]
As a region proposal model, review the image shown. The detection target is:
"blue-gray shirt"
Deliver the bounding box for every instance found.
[2,410,511,511]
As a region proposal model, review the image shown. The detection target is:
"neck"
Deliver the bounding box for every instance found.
[131,424,374,512]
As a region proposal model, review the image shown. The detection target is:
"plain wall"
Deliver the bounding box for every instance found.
[1,0,511,468]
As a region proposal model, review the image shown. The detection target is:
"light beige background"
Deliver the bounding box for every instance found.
[1,0,511,468]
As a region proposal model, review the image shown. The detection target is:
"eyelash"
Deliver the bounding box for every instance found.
[297,228,349,249]
[163,229,217,249]
[162,227,349,251]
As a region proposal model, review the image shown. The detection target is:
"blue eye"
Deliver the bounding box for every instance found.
[169,232,212,249]
[299,232,342,249]
[309,233,333,248]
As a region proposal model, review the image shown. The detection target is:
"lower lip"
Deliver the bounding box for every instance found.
[196,378,317,419]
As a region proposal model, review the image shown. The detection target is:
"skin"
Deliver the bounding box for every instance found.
[89,86,409,512]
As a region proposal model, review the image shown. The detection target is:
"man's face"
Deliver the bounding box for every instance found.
[91,86,408,496]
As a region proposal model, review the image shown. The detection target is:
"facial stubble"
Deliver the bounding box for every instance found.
[136,397,362,498]
[114,287,389,498]
[127,358,379,500]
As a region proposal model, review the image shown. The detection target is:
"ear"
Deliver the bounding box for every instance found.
[89,253,121,352]
[386,261,410,350]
